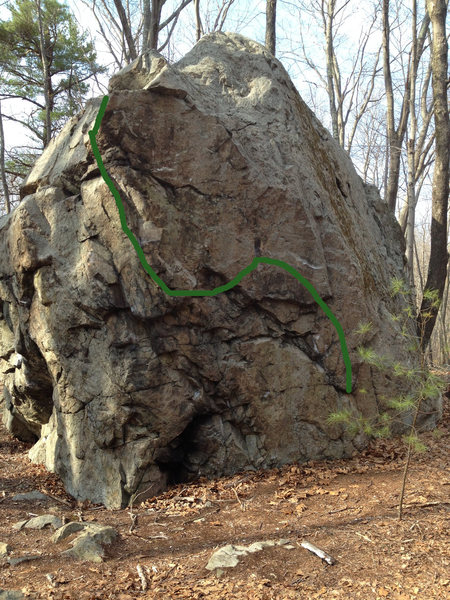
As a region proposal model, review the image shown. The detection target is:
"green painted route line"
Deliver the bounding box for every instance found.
[89,95,352,393]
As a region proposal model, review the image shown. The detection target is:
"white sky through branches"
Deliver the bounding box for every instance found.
[1,0,436,224]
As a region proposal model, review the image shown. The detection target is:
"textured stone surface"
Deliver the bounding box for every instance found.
[0,32,441,508]
[51,521,85,543]
[57,523,118,562]
[11,491,50,502]
[13,514,62,531]
[206,539,293,570]
[0,591,24,600]
[6,556,41,567]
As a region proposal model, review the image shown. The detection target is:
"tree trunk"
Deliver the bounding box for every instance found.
[194,0,203,41]
[149,0,162,50]
[417,0,449,349]
[36,0,52,147]
[382,0,430,213]
[325,0,339,142]
[436,263,449,363]
[112,0,137,62]
[142,0,151,57]
[382,0,400,211]
[405,0,418,288]
[265,0,277,56]
[0,101,11,214]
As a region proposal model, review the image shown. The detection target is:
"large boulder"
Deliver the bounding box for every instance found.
[0,33,441,508]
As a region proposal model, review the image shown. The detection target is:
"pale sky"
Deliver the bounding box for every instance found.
[1,0,433,224]
[3,0,368,146]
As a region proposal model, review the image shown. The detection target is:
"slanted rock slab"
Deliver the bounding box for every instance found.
[62,535,107,563]
[54,522,118,562]
[13,514,62,531]
[206,539,294,570]
[51,521,86,543]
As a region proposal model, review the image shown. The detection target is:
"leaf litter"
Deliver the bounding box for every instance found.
[0,391,448,599]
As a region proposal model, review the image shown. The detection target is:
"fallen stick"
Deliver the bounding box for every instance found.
[327,506,352,515]
[128,532,168,541]
[40,489,71,506]
[390,500,450,510]
[159,564,177,583]
[136,564,147,592]
[355,531,374,543]
[183,507,220,524]
[45,573,57,588]
[128,511,138,533]
[232,487,245,511]
[300,541,336,565]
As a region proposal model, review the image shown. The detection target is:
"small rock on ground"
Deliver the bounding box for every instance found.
[62,536,107,563]
[13,514,62,531]
[51,521,85,543]
[7,555,41,566]
[0,591,24,600]
[11,491,49,502]
[206,539,293,570]
[54,523,118,562]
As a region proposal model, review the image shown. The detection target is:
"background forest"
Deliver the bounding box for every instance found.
[0,0,448,363]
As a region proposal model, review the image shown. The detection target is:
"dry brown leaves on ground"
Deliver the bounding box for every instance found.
[0,395,448,599]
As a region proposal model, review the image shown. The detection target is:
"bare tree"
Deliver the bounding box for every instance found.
[265,0,277,56]
[415,216,449,364]
[142,0,160,51]
[194,0,203,41]
[0,100,11,214]
[398,31,435,282]
[112,0,138,62]
[287,1,381,151]
[382,0,430,212]
[81,0,193,69]
[405,0,418,287]
[417,0,449,349]
[324,0,343,143]
[397,35,435,212]
[192,0,238,35]
[145,0,194,54]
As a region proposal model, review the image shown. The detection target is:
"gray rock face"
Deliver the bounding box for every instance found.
[0,33,441,508]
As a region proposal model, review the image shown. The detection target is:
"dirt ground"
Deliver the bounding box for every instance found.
[0,394,448,600]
